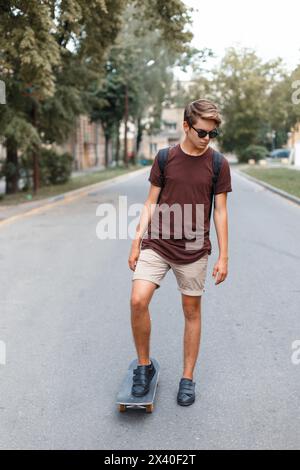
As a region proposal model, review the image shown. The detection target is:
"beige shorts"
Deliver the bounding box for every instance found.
[132,248,209,296]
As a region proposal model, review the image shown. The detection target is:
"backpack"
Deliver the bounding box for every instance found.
[156,146,225,221]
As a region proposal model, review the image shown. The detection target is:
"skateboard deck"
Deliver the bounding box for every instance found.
[116,357,160,413]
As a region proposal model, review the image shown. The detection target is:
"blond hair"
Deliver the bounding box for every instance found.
[184,99,222,127]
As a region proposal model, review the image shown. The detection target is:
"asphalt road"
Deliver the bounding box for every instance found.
[0,167,299,450]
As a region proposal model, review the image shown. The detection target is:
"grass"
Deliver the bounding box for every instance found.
[0,164,144,206]
[239,166,300,199]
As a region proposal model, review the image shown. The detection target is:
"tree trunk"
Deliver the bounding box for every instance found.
[136,116,143,161]
[5,138,19,194]
[104,134,110,168]
[31,100,40,193]
[115,122,120,166]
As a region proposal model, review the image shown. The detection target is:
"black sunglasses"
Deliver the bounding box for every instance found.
[190,125,219,139]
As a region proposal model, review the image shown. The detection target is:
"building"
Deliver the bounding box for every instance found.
[58,115,109,170]
[61,116,137,169]
[139,107,185,160]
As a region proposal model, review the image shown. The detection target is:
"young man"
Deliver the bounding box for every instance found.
[128,99,232,406]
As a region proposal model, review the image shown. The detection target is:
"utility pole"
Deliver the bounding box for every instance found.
[124,84,129,167]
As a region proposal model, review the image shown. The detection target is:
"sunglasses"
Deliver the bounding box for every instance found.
[190,125,219,139]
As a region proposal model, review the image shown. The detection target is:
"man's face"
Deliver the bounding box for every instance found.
[183,117,218,150]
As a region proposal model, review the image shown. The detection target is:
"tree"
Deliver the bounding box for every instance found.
[0,0,125,193]
[188,47,286,156]
[268,64,300,146]
[0,0,197,191]
[0,1,61,192]
[90,0,199,166]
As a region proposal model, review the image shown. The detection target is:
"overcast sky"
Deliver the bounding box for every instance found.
[174,0,300,79]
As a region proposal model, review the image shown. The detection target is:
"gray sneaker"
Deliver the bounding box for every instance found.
[131,361,156,397]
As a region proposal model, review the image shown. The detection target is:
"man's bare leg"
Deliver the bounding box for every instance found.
[181,294,202,380]
[130,279,157,366]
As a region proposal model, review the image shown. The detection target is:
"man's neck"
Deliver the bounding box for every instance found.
[180,139,209,157]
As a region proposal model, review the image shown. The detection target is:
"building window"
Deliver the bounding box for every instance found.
[150,143,157,155]
[163,121,177,131]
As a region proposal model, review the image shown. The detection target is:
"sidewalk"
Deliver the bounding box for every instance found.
[0,165,149,226]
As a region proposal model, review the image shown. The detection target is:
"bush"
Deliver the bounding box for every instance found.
[239,145,269,163]
[40,149,73,185]
[20,148,73,188]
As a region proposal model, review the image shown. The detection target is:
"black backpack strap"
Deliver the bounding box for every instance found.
[209,149,225,221]
[157,147,170,188]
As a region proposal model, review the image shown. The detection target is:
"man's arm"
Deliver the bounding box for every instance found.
[134,184,162,245]
[128,184,161,271]
[213,192,229,260]
[212,192,229,284]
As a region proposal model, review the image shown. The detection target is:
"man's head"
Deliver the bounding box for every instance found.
[183,99,222,151]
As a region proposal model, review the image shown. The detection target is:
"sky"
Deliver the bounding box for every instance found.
[174,0,300,80]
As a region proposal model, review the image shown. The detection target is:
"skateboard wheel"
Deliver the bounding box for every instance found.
[146,404,154,413]
[119,404,127,412]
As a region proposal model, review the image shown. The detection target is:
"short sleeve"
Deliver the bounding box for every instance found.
[148,153,163,187]
[214,157,232,194]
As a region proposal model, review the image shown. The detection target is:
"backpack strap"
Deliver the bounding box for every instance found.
[209,149,225,221]
[157,147,170,188]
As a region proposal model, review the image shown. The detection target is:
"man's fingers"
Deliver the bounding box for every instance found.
[215,272,227,284]
[128,259,137,271]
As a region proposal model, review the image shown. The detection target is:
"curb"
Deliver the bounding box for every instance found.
[234,168,300,206]
[0,165,150,227]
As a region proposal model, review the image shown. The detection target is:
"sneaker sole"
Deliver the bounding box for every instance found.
[177,398,195,406]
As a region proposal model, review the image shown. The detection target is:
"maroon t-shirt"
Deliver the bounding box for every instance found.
[140,143,232,264]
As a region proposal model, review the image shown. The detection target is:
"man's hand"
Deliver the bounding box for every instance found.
[128,241,141,271]
[212,257,228,285]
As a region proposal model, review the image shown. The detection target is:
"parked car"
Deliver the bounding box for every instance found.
[268,148,291,159]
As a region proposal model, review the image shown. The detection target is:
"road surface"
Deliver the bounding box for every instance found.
[0,168,299,449]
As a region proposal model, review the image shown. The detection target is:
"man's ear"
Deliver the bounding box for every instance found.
[183,120,189,132]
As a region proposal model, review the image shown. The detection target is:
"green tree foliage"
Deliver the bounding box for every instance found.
[188,47,296,157]
[268,64,300,141]
[211,48,284,155]
[89,1,195,165]
[0,0,125,192]
[0,0,196,192]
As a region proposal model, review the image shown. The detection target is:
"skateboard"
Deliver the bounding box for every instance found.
[116,357,160,413]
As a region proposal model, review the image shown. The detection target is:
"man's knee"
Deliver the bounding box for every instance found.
[182,295,201,320]
[130,294,150,313]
